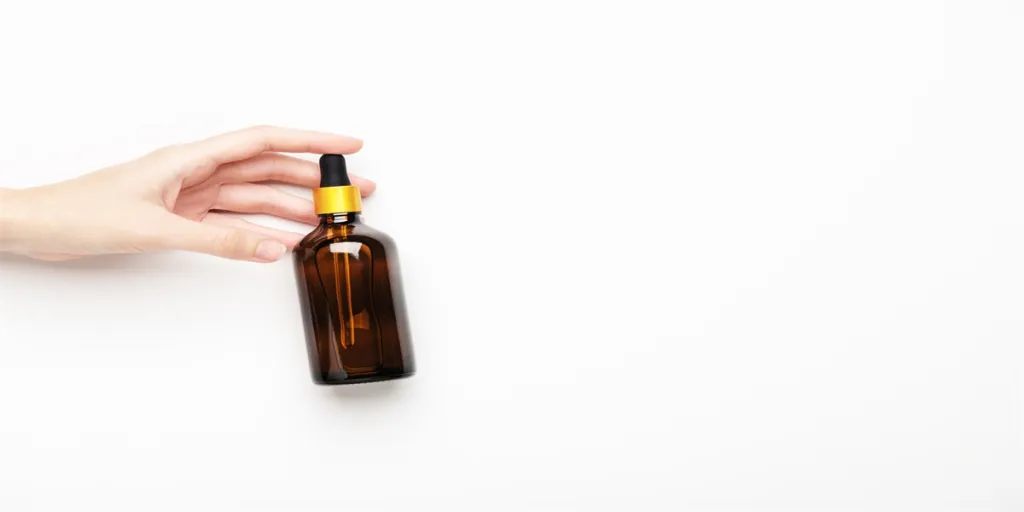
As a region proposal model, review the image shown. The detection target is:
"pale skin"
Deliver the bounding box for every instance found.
[0,126,375,263]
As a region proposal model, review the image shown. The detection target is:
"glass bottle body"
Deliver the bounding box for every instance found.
[294,213,415,385]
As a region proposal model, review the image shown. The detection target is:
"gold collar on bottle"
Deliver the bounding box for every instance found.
[313,185,362,215]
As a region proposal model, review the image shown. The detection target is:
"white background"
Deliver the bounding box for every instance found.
[0,1,1021,511]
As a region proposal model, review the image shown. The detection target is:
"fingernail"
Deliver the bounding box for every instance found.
[255,240,287,262]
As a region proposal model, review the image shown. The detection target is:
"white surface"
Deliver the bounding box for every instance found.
[0,1,1022,511]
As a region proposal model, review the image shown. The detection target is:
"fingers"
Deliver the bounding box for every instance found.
[188,125,363,166]
[158,214,291,263]
[213,183,319,225]
[215,153,376,197]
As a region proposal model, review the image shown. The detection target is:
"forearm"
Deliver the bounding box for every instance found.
[0,187,41,254]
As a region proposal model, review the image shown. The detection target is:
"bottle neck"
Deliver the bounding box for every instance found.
[320,212,362,225]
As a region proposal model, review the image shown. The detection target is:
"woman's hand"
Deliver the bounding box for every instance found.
[0,126,374,262]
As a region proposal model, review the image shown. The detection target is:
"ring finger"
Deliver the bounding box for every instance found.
[212,183,319,225]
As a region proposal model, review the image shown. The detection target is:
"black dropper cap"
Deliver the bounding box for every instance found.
[319,154,351,187]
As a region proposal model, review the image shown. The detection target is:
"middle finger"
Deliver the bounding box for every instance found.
[214,153,377,196]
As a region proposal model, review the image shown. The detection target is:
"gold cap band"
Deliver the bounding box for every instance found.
[313,185,362,215]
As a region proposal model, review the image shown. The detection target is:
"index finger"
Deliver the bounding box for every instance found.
[189,125,363,166]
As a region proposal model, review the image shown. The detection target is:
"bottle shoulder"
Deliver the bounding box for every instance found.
[297,222,397,251]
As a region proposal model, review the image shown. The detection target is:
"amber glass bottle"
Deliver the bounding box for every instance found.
[293,154,415,385]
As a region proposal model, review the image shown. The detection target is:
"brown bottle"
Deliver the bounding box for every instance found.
[293,154,415,385]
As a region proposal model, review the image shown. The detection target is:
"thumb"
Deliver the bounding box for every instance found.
[160,216,287,262]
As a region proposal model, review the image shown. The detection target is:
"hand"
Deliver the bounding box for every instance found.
[0,126,374,262]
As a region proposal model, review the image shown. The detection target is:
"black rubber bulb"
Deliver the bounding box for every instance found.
[319,154,351,187]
